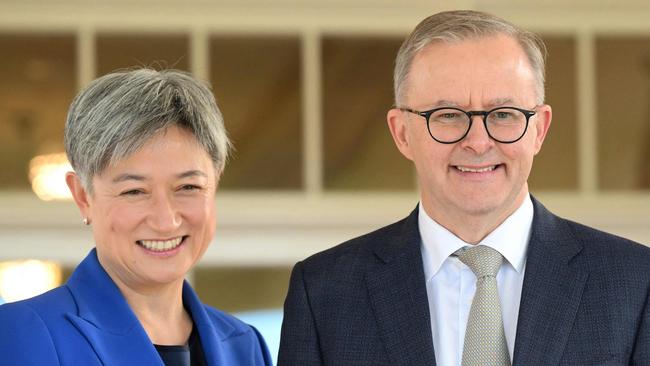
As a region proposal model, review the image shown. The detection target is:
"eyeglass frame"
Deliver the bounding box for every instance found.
[398,105,538,144]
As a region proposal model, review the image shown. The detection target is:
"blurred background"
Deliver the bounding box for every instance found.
[1,0,649,362]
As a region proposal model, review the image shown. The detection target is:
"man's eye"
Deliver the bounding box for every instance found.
[433,111,463,121]
[121,189,143,196]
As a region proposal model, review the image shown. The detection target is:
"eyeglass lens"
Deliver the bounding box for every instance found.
[428,108,528,143]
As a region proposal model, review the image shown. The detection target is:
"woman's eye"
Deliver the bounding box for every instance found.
[180,184,200,191]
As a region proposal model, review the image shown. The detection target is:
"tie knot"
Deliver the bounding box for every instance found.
[455,245,503,278]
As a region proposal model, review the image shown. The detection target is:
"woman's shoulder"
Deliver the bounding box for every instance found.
[0,285,75,319]
[0,286,75,364]
[199,304,273,364]
[0,285,77,341]
[200,304,259,337]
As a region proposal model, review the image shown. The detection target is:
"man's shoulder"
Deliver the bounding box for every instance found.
[299,210,419,278]
[560,216,650,266]
[304,217,408,263]
[533,196,649,261]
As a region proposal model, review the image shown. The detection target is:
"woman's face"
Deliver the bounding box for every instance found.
[72,125,218,291]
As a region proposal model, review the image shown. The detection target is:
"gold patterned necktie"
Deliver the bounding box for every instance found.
[455,245,511,366]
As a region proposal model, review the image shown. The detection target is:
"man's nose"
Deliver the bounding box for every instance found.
[459,116,494,154]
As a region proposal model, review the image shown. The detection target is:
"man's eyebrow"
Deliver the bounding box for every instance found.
[177,170,208,179]
[427,98,517,109]
[431,100,460,108]
[112,173,146,183]
[487,98,514,107]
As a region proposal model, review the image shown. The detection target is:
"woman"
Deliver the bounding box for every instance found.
[0,69,272,365]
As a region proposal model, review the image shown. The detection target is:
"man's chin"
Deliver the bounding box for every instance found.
[458,203,499,217]
[453,189,528,219]
[449,195,507,217]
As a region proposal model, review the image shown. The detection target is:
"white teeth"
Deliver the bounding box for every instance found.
[456,165,497,173]
[138,237,183,252]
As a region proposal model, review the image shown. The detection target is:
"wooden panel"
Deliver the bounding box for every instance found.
[96,33,189,75]
[596,37,650,190]
[529,36,579,191]
[0,34,76,189]
[210,36,302,190]
[322,36,413,191]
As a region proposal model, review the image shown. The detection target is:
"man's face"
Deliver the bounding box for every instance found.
[387,34,552,226]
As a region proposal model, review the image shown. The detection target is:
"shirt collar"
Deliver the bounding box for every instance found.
[419,195,533,281]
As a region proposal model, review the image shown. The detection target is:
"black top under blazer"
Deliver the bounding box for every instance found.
[278,196,650,366]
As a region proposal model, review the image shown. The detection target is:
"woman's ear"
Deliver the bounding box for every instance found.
[66,172,92,224]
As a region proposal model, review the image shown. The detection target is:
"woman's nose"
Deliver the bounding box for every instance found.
[147,192,181,233]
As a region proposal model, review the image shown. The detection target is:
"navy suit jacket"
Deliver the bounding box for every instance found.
[278,197,650,365]
[0,249,272,366]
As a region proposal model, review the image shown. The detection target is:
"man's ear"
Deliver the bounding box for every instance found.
[387,108,414,161]
[532,104,552,155]
[66,172,92,223]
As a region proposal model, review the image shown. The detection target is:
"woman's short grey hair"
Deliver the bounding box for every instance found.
[394,10,547,105]
[64,68,230,191]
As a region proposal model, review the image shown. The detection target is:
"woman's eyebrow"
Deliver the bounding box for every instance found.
[177,170,208,179]
[111,173,146,183]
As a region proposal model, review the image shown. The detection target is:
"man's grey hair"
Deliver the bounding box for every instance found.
[394,10,547,105]
[64,68,230,191]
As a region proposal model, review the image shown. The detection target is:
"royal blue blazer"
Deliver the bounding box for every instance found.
[0,249,272,365]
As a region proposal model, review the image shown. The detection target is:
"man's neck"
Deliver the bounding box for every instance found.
[421,190,529,244]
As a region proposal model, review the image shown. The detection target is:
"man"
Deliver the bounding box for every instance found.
[278,10,650,366]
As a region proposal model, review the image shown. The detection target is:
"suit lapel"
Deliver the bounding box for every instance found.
[65,249,163,365]
[513,198,588,366]
[366,207,437,366]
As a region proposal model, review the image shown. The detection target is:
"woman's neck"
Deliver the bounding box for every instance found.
[99,260,193,345]
[123,283,193,345]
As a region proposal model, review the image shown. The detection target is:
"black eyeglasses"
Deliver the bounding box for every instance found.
[398,106,537,144]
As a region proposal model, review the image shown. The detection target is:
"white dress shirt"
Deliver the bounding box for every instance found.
[419,196,533,366]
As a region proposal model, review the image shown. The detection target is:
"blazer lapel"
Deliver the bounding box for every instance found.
[182,282,237,366]
[513,198,588,366]
[65,249,163,365]
[366,207,437,366]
